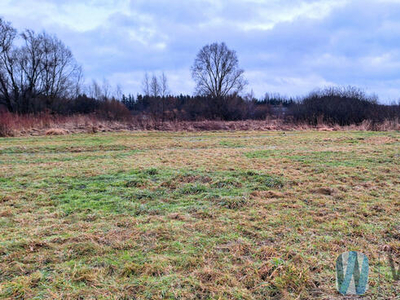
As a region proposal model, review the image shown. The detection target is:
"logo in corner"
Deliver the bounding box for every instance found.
[336,251,369,295]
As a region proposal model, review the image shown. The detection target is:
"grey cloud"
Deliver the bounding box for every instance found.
[1,0,400,101]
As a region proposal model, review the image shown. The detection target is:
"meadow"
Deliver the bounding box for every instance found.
[0,130,399,299]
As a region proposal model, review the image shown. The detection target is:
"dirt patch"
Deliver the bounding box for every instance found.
[45,128,69,135]
[312,187,336,195]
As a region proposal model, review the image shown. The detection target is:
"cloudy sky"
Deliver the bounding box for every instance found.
[1,0,400,103]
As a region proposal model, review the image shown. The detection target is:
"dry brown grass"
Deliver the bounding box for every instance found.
[0,131,399,298]
[1,111,399,138]
[45,128,69,135]
[0,112,132,137]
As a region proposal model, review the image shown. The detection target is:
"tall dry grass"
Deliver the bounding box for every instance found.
[1,112,399,137]
[0,112,132,137]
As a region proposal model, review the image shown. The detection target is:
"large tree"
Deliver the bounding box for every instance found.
[191,42,247,98]
[0,18,18,112]
[0,18,82,113]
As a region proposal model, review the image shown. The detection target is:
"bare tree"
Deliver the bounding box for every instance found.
[0,18,18,112]
[159,72,169,97]
[141,72,169,98]
[142,72,150,96]
[114,84,123,100]
[150,74,160,97]
[73,69,84,98]
[101,78,111,100]
[191,42,247,98]
[44,34,82,100]
[88,80,102,99]
[19,30,82,110]
[86,79,123,101]
[0,18,82,112]
[159,72,170,123]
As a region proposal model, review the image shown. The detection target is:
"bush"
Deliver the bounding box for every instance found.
[0,112,15,137]
[288,86,395,126]
[96,99,132,121]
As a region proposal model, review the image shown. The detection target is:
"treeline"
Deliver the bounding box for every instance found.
[122,94,280,121]
[0,18,131,120]
[120,87,399,126]
[1,18,399,127]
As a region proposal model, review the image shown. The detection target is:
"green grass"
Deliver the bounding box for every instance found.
[0,131,399,299]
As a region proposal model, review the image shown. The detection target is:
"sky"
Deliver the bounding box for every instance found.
[1,0,400,103]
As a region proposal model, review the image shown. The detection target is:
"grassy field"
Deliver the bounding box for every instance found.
[0,131,399,299]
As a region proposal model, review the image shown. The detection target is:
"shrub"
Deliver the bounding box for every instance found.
[288,86,398,126]
[0,112,15,137]
[96,99,132,121]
